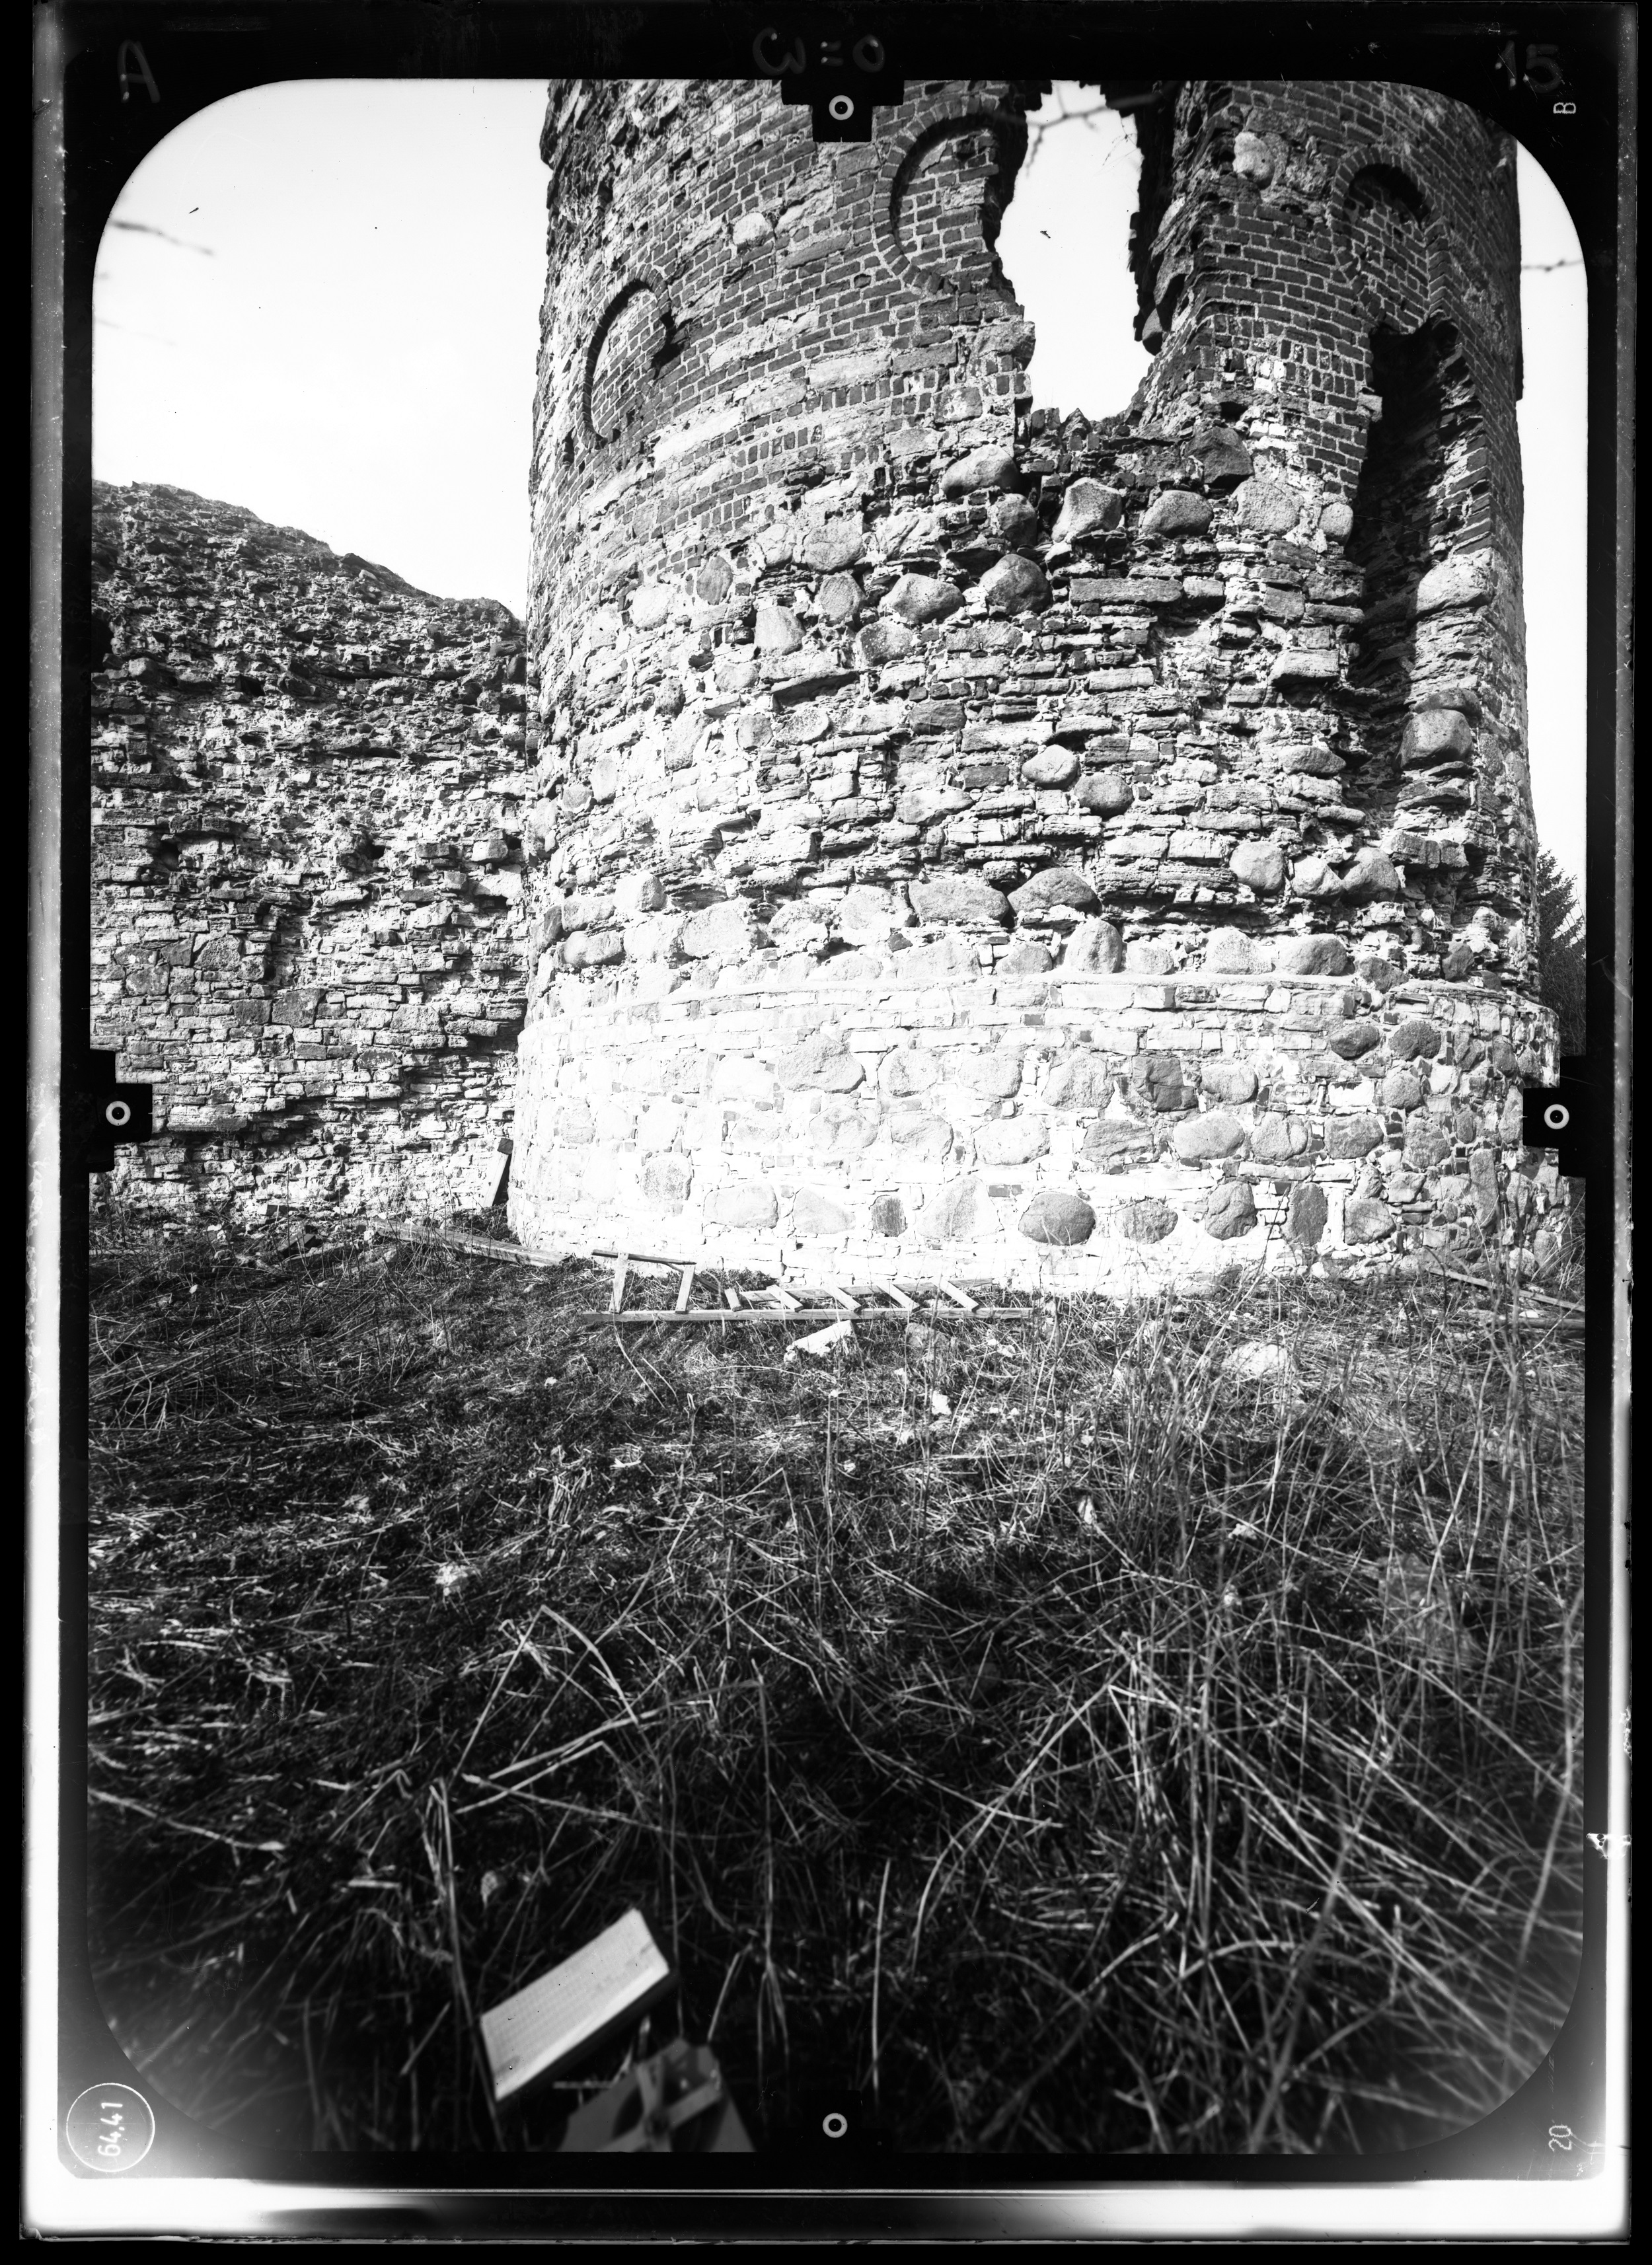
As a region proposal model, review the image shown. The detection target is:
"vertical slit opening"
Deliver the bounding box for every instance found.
[1344,322,1450,840]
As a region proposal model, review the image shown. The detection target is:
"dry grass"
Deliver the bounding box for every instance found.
[85,1206,1585,2155]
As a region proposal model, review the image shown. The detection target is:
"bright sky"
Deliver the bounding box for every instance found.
[93,80,1587,890]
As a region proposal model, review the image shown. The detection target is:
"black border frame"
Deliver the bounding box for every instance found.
[28,0,1632,2236]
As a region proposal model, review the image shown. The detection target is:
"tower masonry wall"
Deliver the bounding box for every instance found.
[505,75,1561,1286]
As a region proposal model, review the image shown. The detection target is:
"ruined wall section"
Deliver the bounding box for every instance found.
[92,483,531,1219]
[510,77,1557,1287]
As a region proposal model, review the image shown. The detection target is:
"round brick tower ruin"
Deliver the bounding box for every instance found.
[510,77,1559,1288]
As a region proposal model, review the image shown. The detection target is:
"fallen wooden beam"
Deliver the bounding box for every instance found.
[369,1221,573,1269]
[1408,1258,1585,1318]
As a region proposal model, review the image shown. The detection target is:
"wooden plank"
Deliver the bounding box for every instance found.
[936,1279,978,1312]
[675,1266,696,1314]
[610,1253,630,1314]
[589,1245,697,1271]
[820,1284,859,1313]
[880,1282,919,1312]
[768,1284,804,1313]
[722,1284,743,1311]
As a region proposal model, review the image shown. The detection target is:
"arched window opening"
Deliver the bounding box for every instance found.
[890,114,1026,294]
[583,283,669,448]
[1343,163,1432,333]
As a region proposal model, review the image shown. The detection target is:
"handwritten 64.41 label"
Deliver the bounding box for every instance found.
[65,2083,155,2173]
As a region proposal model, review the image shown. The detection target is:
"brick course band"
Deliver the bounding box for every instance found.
[512,74,1560,1279]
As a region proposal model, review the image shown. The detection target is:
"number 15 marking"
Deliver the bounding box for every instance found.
[1495,40,1567,96]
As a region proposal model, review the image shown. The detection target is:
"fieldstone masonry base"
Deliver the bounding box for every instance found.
[511,965,1556,1289]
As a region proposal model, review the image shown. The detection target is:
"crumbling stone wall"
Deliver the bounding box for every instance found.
[91,483,531,1219]
[509,75,1559,1287]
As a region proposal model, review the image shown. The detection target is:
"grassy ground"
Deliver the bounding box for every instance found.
[84,1207,1585,2157]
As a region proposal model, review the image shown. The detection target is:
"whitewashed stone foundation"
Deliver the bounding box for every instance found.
[511,963,1554,1287]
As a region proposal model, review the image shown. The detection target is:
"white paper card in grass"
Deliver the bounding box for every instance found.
[480,1908,674,2102]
